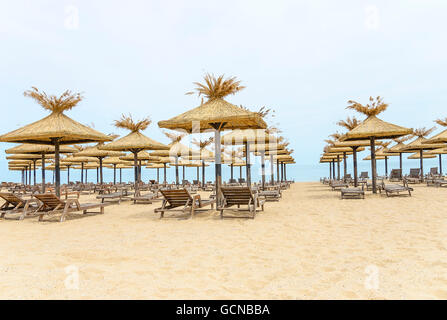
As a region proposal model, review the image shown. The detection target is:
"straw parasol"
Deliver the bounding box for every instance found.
[119,151,159,185]
[5,143,77,192]
[341,97,412,192]
[190,137,214,188]
[100,115,169,193]
[426,147,447,175]
[158,74,266,202]
[248,139,285,187]
[150,132,199,185]
[221,129,277,187]
[407,152,436,159]
[62,154,100,184]
[400,127,445,179]
[154,156,176,184]
[228,158,246,181]
[146,163,171,184]
[0,88,111,196]
[102,156,132,184]
[6,153,51,186]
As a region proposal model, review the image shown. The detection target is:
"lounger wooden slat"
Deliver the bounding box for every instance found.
[218,187,265,219]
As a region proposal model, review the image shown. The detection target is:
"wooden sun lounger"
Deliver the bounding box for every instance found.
[0,192,40,220]
[218,186,265,219]
[258,187,282,201]
[330,181,349,191]
[34,193,111,222]
[154,188,216,219]
[131,192,158,204]
[380,180,413,197]
[340,187,365,199]
[96,190,130,204]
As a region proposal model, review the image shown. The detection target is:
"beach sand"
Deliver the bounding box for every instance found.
[0,182,447,299]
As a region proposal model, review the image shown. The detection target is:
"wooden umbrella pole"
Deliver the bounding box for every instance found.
[284,163,287,181]
[33,160,37,185]
[337,155,340,180]
[41,154,46,193]
[276,159,280,184]
[196,166,199,182]
[119,168,122,184]
[29,165,31,185]
[96,167,99,184]
[157,168,160,183]
[214,127,222,204]
[53,138,61,197]
[21,169,24,184]
[261,151,265,190]
[175,156,179,186]
[99,157,104,185]
[385,156,388,178]
[329,162,332,180]
[343,152,347,182]
[67,165,70,185]
[440,154,443,176]
[245,141,251,187]
[420,149,424,181]
[86,168,88,183]
[133,151,139,195]
[370,137,377,194]
[182,165,185,183]
[280,162,284,182]
[230,164,234,181]
[352,146,358,187]
[81,162,84,184]
[240,165,243,180]
[164,163,167,185]
[113,164,117,185]
[202,160,205,189]
[270,153,274,185]
[399,153,403,179]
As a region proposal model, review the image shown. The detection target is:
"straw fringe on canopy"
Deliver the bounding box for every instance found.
[400,137,445,151]
[0,113,112,145]
[408,152,437,159]
[5,143,77,155]
[158,99,266,133]
[100,131,169,152]
[425,129,447,144]
[342,116,413,141]
[119,151,159,161]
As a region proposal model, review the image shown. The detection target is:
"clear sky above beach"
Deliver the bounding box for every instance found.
[1,0,447,181]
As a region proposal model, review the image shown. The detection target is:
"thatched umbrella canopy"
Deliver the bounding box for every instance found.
[61,154,99,184]
[6,153,51,185]
[100,115,169,193]
[153,156,176,184]
[158,74,266,201]
[5,143,77,192]
[400,127,444,179]
[341,97,412,192]
[0,88,111,196]
[408,152,436,159]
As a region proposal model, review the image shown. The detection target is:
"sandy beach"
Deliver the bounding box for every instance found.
[0,182,446,299]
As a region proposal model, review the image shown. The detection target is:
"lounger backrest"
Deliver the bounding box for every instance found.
[220,187,254,206]
[430,167,438,175]
[360,172,368,178]
[160,189,192,208]
[34,193,65,210]
[390,169,401,178]
[409,168,420,177]
[0,192,24,206]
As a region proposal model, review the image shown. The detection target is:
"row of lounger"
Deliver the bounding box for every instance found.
[0,182,292,222]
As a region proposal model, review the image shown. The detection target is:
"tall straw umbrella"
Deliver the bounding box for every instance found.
[100,115,169,195]
[425,118,447,175]
[341,97,412,193]
[229,159,246,181]
[0,88,111,196]
[158,74,266,203]
[103,157,133,184]
[221,129,276,187]
[62,155,99,184]
[5,143,76,192]
[400,127,444,180]
[154,157,176,184]
[149,132,198,185]
[251,142,285,188]
[385,136,413,178]
[146,163,170,183]
[426,147,447,175]
[6,153,53,185]
[119,151,159,184]
[190,137,214,189]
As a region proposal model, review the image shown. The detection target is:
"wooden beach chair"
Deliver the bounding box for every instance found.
[380,180,413,197]
[218,186,265,219]
[131,191,158,204]
[340,186,365,199]
[359,171,369,181]
[34,193,111,222]
[259,185,282,201]
[406,168,422,184]
[389,169,402,182]
[0,192,40,220]
[329,180,349,191]
[154,188,216,219]
[96,189,130,204]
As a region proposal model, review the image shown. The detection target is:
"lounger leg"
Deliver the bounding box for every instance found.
[38,214,44,222]
[220,210,224,219]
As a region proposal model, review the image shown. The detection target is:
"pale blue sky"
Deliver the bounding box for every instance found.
[1,0,447,182]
